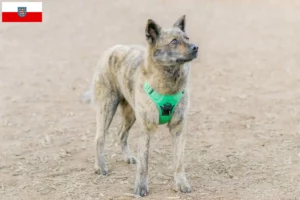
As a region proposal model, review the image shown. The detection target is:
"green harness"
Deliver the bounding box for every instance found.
[143,82,184,124]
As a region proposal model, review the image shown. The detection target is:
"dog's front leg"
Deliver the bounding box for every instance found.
[168,95,191,193]
[134,129,151,197]
[134,104,158,197]
[169,119,191,193]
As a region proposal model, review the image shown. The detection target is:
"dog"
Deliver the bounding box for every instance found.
[84,15,198,197]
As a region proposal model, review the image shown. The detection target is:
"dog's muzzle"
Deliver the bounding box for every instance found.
[190,44,198,57]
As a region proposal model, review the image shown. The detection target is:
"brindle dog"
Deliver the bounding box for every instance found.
[85,15,198,197]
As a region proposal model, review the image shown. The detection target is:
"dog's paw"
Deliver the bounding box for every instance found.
[176,181,191,193]
[135,183,148,197]
[94,168,108,176]
[125,156,136,164]
[94,166,108,176]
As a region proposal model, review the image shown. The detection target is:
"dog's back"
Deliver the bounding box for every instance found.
[88,44,145,107]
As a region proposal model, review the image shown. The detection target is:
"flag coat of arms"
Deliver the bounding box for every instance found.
[2,2,42,22]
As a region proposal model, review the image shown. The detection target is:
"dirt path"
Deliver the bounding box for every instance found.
[1,0,300,199]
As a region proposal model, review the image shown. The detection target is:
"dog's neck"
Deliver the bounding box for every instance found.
[144,55,190,95]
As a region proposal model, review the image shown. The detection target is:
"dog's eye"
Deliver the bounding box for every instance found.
[184,36,190,40]
[170,39,179,45]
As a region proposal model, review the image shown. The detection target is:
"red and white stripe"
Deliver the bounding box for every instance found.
[2,2,42,22]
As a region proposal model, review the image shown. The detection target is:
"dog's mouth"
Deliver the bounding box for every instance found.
[176,56,195,64]
[176,52,198,64]
[176,58,192,64]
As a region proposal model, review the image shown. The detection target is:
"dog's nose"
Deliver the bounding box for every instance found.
[191,45,198,53]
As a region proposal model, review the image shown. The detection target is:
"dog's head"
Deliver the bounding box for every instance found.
[145,15,198,66]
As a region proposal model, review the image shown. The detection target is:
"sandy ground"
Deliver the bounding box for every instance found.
[1,0,300,199]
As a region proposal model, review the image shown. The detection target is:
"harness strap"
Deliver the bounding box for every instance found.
[144,82,184,124]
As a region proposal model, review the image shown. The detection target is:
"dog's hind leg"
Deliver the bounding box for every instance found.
[94,89,119,175]
[118,100,136,164]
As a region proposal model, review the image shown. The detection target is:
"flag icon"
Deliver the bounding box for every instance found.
[2,2,42,22]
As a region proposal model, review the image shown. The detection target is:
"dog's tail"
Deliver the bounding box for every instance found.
[81,55,104,105]
[80,88,93,104]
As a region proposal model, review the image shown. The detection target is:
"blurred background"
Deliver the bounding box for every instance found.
[1,0,300,199]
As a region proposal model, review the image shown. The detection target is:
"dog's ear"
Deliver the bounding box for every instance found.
[146,19,161,44]
[173,15,186,32]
